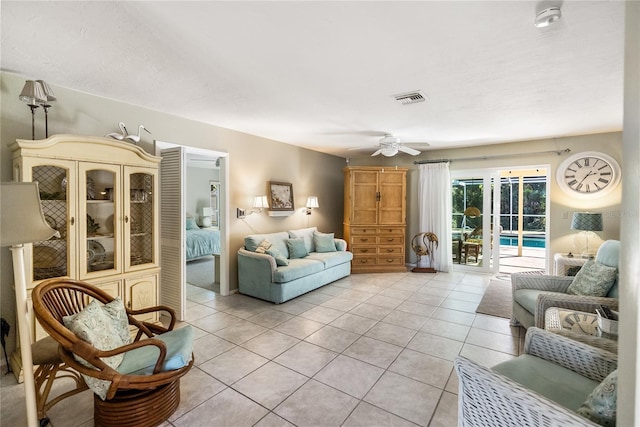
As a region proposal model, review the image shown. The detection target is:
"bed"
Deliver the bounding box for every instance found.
[186,228,221,261]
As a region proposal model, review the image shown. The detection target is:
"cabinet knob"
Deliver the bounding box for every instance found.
[70,217,75,225]
[125,215,129,223]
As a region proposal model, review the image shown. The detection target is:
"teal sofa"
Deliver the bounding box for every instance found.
[237,227,353,303]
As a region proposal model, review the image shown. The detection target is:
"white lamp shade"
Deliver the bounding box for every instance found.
[18,80,46,105]
[202,207,214,217]
[306,196,319,209]
[253,195,269,209]
[1,182,59,246]
[36,80,57,103]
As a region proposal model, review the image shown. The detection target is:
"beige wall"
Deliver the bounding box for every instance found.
[0,71,346,356]
[349,132,623,272]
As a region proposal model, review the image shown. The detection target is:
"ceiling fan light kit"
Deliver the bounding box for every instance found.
[534,6,561,28]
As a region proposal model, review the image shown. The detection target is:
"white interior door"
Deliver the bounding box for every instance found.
[158,146,187,319]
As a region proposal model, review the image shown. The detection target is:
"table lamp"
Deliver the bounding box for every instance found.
[1,182,58,427]
[571,212,603,258]
[201,207,214,227]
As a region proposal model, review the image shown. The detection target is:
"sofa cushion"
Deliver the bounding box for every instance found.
[246,232,290,258]
[514,289,547,314]
[567,260,617,297]
[577,369,617,426]
[266,247,289,266]
[288,227,317,253]
[273,258,325,283]
[286,238,309,259]
[314,232,337,253]
[492,354,599,411]
[306,251,353,268]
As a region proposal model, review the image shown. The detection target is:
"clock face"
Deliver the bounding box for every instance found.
[557,151,621,197]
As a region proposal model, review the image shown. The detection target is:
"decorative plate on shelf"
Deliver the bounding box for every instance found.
[87,240,106,263]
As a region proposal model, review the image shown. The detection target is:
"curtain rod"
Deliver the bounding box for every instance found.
[413,148,571,164]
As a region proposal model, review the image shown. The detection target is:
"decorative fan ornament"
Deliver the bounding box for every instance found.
[411,232,439,273]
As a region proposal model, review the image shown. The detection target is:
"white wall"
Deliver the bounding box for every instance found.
[186,165,219,223]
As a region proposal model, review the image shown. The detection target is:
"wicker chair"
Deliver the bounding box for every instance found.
[32,279,194,427]
[455,327,617,427]
[511,240,619,329]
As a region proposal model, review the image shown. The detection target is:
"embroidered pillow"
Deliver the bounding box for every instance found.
[314,232,336,253]
[567,259,617,296]
[186,217,199,230]
[286,238,308,259]
[577,369,617,426]
[266,247,289,266]
[255,239,272,254]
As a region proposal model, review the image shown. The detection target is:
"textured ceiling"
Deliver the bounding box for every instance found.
[1,1,625,158]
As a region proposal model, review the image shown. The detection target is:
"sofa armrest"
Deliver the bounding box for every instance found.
[535,294,619,328]
[454,356,600,426]
[511,273,574,292]
[238,248,277,283]
[524,327,617,382]
[334,238,347,252]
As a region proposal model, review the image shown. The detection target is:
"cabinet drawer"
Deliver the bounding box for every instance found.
[379,235,404,245]
[352,235,378,245]
[378,228,404,236]
[352,246,377,255]
[352,255,378,266]
[376,256,405,266]
[378,246,404,255]
[351,228,379,235]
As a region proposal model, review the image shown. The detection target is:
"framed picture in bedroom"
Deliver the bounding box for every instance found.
[268,181,294,211]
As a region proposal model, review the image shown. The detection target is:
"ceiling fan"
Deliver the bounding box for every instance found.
[371,134,427,157]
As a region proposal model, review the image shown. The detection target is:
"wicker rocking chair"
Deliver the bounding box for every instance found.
[31,279,194,427]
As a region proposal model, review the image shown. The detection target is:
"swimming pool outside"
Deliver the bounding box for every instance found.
[499,236,546,248]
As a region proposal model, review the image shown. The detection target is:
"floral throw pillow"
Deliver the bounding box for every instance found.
[567,259,617,297]
[577,369,617,426]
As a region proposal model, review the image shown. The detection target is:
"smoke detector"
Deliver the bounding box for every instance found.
[534,7,561,28]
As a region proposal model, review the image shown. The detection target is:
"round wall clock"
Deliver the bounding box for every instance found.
[556,151,621,197]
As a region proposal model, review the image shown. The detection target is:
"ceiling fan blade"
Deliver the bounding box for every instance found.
[371,148,383,156]
[398,145,421,156]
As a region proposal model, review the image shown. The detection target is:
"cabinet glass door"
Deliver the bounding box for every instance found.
[125,168,157,270]
[31,164,74,283]
[80,163,121,278]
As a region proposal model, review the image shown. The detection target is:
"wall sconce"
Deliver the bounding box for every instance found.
[305,196,319,215]
[19,80,46,140]
[237,195,269,219]
[201,207,214,227]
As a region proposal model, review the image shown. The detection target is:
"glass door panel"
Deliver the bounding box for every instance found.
[126,169,156,269]
[32,165,71,281]
[80,163,121,278]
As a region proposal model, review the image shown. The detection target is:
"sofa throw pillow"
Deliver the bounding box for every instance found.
[288,227,317,253]
[567,259,617,297]
[286,238,308,259]
[577,369,617,426]
[266,247,289,266]
[314,231,336,253]
[255,239,272,254]
[186,217,199,230]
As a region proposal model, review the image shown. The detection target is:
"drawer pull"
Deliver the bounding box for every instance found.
[387,238,394,242]
[386,249,394,253]
[360,259,369,264]
[386,259,395,263]
[360,238,369,242]
[361,249,369,253]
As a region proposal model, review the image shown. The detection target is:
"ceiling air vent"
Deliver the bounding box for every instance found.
[393,90,427,105]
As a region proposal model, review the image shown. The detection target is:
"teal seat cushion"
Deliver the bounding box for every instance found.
[493,354,599,411]
[119,326,194,376]
[306,251,353,268]
[595,240,620,298]
[514,289,546,314]
[273,259,325,283]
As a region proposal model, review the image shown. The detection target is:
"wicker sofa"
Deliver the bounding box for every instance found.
[455,327,617,426]
[511,240,620,329]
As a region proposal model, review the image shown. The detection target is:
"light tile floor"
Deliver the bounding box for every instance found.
[1,271,526,426]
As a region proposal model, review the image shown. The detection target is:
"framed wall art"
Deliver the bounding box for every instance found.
[268,181,294,211]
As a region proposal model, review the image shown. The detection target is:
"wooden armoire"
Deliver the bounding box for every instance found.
[343,166,408,273]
